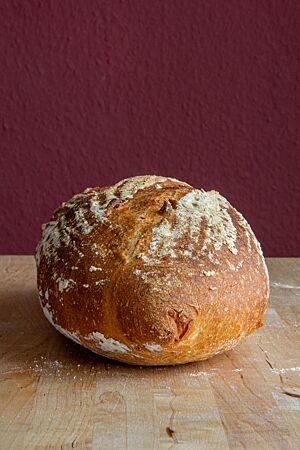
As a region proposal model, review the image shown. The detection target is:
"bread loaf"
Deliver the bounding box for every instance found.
[36,175,269,365]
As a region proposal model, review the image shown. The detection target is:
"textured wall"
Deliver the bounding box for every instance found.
[1,1,299,255]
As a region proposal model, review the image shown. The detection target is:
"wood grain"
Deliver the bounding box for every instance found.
[0,256,299,449]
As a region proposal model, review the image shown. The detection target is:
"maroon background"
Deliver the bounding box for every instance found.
[1,1,299,255]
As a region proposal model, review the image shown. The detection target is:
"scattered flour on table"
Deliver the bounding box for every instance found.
[271,282,300,290]
[271,367,300,374]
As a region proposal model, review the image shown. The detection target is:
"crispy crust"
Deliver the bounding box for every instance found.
[36,175,269,365]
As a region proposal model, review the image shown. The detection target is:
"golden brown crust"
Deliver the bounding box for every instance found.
[36,175,269,365]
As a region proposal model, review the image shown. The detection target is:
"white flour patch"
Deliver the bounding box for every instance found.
[89,266,102,272]
[57,277,76,292]
[203,270,216,277]
[190,368,243,377]
[37,176,181,266]
[53,323,82,345]
[236,260,244,271]
[227,261,236,271]
[44,360,63,370]
[143,189,239,265]
[144,343,162,352]
[35,215,71,266]
[207,251,220,265]
[74,209,93,234]
[133,268,173,286]
[190,371,215,378]
[271,282,300,290]
[271,367,300,374]
[41,303,82,346]
[90,175,186,223]
[133,268,142,277]
[227,260,244,272]
[86,332,129,354]
[42,302,54,324]
[272,391,300,411]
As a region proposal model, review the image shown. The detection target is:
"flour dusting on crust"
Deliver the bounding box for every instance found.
[74,209,93,235]
[40,301,82,345]
[144,343,163,352]
[89,175,187,222]
[89,266,102,272]
[56,277,76,293]
[40,298,126,353]
[36,175,185,266]
[36,175,269,365]
[143,189,238,264]
[35,216,70,266]
[86,332,129,354]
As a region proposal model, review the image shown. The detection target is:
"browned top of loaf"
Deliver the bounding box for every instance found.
[36,175,269,358]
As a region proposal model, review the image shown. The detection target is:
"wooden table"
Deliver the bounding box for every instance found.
[0,256,299,449]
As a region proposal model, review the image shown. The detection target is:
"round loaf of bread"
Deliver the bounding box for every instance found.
[36,175,269,365]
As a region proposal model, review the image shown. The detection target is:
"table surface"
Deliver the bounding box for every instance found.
[0,256,299,449]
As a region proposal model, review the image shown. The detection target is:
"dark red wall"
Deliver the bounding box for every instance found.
[1,1,299,256]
